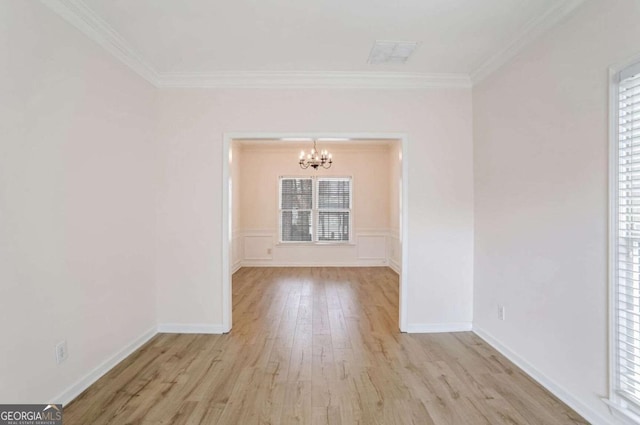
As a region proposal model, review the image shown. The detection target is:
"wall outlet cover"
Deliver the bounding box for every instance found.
[55,340,68,364]
[498,305,506,321]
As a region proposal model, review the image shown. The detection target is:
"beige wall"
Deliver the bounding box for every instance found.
[0,2,157,403]
[230,143,243,268]
[232,142,395,267]
[240,143,391,231]
[473,0,640,423]
[388,141,402,270]
[155,88,474,329]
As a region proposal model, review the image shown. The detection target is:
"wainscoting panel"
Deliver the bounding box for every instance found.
[243,235,273,260]
[238,229,396,267]
[231,231,243,273]
[357,235,387,260]
[388,230,401,274]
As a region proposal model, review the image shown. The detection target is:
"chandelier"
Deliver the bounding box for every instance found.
[299,140,332,169]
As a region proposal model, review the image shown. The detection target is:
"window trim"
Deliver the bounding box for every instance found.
[608,57,640,423]
[278,175,353,245]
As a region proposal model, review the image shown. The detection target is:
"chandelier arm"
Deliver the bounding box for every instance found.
[298,139,332,170]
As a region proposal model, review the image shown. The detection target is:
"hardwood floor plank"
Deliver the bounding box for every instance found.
[281,380,313,424]
[63,267,587,424]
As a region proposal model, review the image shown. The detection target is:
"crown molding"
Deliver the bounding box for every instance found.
[156,71,471,89]
[39,0,160,85]
[41,0,582,89]
[470,0,586,84]
[39,0,470,90]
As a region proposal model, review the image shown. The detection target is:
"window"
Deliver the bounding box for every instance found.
[280,178,313,242]
[279,176,352,243]
[611,60,640,420]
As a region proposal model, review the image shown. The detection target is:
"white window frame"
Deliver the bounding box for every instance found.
[278,175,353,244]
[608,58,640,424]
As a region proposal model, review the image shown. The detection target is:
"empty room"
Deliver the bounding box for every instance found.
[1,0,639,424]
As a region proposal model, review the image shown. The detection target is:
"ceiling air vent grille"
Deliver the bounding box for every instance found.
[367,40,418,64]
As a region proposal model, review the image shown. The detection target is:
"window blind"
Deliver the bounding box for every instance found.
[317,178,351,242]
[279,176,352,243]
[280,178,313,242]
[617,67,640,406]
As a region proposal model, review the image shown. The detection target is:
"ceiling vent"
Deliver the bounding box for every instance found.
[367,40,418,64]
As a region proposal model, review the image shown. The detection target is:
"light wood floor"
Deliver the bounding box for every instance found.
[64,267,587,424]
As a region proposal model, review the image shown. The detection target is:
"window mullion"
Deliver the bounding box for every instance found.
[313,176,317,243]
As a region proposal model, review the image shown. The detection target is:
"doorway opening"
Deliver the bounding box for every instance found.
[221,133,409,332]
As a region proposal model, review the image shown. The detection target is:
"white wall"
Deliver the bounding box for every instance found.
[473,0,640,423]
[0,2,157,403]
[234,142,393,267]
[155,88,474,330]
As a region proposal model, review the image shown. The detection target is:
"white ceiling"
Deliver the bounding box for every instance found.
[43,0,585,86]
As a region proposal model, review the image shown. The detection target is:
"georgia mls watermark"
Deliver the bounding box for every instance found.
[0,405,62,425]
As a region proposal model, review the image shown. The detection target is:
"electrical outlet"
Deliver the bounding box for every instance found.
[267,248,272,255]
[55,340,68,364]
[498,305,506,321]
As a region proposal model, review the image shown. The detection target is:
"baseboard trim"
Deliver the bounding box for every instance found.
[239,261,388,268]
[473,326,615,425]
[157,323,227,334]
[388,258,401,274]
[53,325,157,406]
[406,322,472,333]
[231,261,242,274]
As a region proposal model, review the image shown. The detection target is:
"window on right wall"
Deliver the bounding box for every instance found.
[610,59,640,422]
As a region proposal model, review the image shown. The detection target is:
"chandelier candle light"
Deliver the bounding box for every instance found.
[299,140,332,169]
